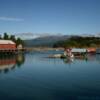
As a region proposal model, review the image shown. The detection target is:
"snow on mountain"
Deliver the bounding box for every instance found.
[15,33,40,40]
[15,33,63,40]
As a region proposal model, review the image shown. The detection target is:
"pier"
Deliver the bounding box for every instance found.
[0,40,25,55]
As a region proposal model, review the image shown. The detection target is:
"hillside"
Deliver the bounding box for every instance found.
[53,36,100,48]
[24,35,70,47]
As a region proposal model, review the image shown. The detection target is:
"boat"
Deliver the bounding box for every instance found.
[48,53,74,59]
[48,48,74,58]
[48,54,62,58]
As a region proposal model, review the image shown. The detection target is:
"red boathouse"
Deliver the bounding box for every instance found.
[0,40,16,52]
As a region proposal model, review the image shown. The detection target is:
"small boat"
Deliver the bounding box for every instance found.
[48,54,62,58]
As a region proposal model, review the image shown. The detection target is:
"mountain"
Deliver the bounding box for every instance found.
[16,33,100,47]
[15,33,63,40]
[23,35,70,47]
[15,33,40,40]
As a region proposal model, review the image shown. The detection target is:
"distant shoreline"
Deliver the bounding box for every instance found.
[24,47,64,52]
[24,47,100,52]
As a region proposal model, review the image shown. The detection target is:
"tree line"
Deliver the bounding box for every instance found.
[0,33,24,46]
[53,36,100,48]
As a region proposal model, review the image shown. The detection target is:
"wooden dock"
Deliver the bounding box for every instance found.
[0,48,26,55]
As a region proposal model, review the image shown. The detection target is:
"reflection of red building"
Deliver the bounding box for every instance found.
[0,40,16,50]
[0,59,16,65]
[0,58,16,70]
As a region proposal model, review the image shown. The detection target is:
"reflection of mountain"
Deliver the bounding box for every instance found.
[0,54,25,73]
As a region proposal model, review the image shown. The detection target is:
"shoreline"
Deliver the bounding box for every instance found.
[24,47,64,52]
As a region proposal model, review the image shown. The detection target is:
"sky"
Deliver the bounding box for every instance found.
[0,0,100,35]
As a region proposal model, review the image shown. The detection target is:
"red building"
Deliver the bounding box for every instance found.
[87,48,96,53]
[0,40,16,50]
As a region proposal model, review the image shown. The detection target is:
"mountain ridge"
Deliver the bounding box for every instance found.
[23,35,70,47]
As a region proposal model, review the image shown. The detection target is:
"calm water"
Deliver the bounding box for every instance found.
[0,51,100,100]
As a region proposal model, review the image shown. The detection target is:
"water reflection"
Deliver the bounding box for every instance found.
[0,53,25,73]
[16,53,25,67]
[1,53,99,73]
[62,54,100,64]
[27,52,100,65]
[62,58,74,64]
[27,52,100,66]
[0,52,100,99]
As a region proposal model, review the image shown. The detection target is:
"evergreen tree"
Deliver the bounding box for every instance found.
[0,35,2,39]
[3,33,9,40]
[10,35,16,42]
[16,37,24,46]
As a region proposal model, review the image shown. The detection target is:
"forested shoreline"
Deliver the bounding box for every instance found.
[53,36,100,48]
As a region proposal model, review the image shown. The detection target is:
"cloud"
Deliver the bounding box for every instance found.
[0,17,24,21]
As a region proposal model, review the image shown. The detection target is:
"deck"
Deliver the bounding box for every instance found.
[0,48,26,55]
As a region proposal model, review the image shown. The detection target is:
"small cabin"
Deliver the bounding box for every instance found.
[17,44,23,50]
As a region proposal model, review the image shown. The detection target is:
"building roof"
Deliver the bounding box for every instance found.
[72,48,86,53]
[0,40,15,44]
